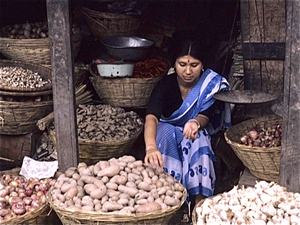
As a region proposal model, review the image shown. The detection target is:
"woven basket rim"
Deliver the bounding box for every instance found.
[47,172,187,223]
[0,99,53,105]
[81,7,140,19]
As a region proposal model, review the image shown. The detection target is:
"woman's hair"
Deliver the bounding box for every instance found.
[168,31,208,66]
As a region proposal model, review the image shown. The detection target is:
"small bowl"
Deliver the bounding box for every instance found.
[97,63,135,78]
[101,36,155,61]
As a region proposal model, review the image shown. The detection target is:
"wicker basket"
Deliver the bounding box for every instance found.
[80,7,141,39]
[0,99,53,135]
[224,114,282,182]
[49,125,143,165]
[0,33,82,65]
[0,168,51,225]
[47,172,187,225]
[0,59,52,93]
[89,74,164,108]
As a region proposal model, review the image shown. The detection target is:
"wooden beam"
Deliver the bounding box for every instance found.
[280,0,300,192]
[46,0,78,172]
[242,43,285,60]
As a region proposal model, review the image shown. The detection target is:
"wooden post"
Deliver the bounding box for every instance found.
[280,0,300,192]
[240,0,285,118]
[46,0,78,172]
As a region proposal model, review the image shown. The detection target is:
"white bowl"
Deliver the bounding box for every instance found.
[96,63,135,78]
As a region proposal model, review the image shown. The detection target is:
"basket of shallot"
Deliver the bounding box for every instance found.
[0,168,55,224]
[192,181,300,225]
[224,114,282,182]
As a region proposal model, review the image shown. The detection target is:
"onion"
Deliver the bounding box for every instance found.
[23,197,32,205]
[12,202,26,215]
[0,189,8,197]
[9,180,18,188]
[8,196,21,206]
[0,202,6,210]
[31,200,40,208]
[248,130,259,140]
[0,208,9,217]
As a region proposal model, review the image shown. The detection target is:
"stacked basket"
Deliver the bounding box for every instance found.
[0,60,53,135]
[224,114,282,182]
[80,7,141,39]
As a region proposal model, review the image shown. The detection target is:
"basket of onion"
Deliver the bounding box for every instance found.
[224,114,282,182]
[0,168,55,224]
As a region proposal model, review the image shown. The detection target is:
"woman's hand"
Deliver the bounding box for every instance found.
[183,120,199,140]
[144,147,164,169]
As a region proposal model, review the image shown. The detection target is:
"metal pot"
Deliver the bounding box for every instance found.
[101,36,155,61]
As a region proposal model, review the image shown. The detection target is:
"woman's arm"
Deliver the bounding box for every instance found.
[144,114,164,168]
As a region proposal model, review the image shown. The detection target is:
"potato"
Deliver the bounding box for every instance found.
[102,201,123,211]
[136,202,162,213]
[97,164,120,177]
[118,185,139,198]
[65,167,76,177]
[174,191,183,199]
[164,196,179,206]
[106,182,118,190]
[118,155,136,163]
[61,179,77,193]
[117,198,129,206]
[90,188,106,199]
[84,183,96,195]
[65,186,78,200]
[136,199,148,205]
[81,175,97,184]
[174,183,185,192]
[137,182,151,192]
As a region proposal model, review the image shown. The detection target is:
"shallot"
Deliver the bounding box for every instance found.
[240,125,282,148]
[0,173,54,222]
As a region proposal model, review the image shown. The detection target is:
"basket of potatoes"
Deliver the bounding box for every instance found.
[0,21,82,65]
[47,155,187,225]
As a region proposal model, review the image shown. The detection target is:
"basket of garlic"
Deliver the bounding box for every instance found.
[192,181,300,225]
[224,114,282,182]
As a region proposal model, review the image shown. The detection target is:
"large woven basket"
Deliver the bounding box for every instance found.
[0,33,82,65]
[0,59,52,93]
[80,7,141,39]
[49,125,143,165]
[0,168,51,225]
[47,172,187,225]
[0,99,53,135]
[224,114,282,182]
[89,73,164,108]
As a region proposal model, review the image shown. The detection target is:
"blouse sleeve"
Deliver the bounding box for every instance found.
[146,79,165,120]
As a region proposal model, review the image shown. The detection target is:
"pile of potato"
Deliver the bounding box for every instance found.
[50,155,186,214]
[0,22,80,39]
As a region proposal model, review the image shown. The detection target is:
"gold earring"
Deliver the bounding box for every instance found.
[202,68,204,72]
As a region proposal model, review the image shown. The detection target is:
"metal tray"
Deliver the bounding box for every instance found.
[213,90,279,104]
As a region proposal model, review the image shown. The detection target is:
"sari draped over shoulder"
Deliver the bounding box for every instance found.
[156,69,230,201]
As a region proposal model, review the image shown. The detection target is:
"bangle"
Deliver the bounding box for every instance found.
[189,119,201,130]
[146,144,157,152]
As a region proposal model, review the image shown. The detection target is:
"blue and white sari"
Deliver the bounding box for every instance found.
[156,69,231,201]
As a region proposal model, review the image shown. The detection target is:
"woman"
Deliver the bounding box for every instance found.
[143,38,231,208]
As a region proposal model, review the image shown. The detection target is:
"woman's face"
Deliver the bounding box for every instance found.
[175,55,203,85]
